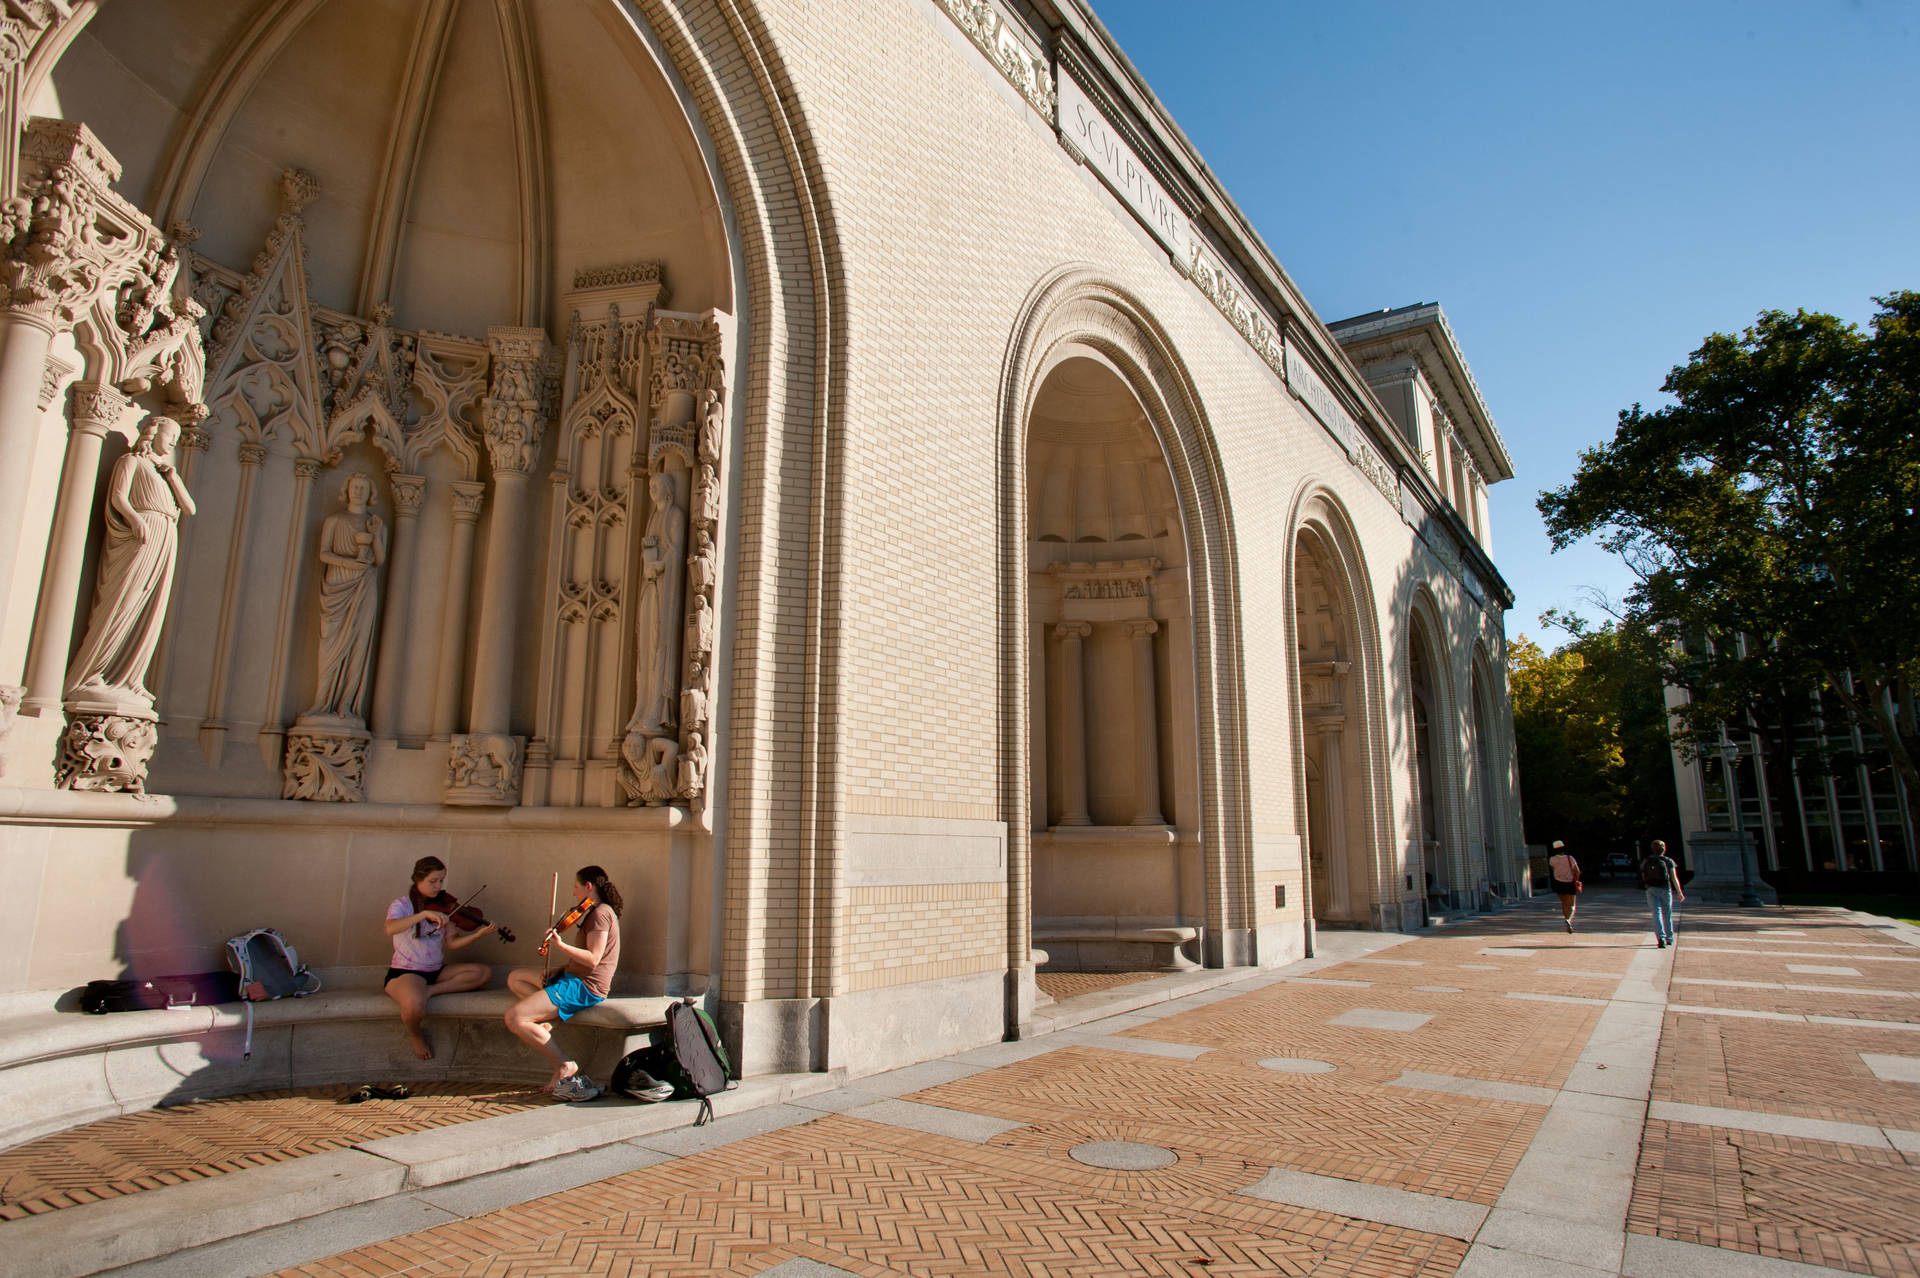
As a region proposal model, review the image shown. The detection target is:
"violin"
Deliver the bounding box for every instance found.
[537,890,597,957]
[426,885,515,944]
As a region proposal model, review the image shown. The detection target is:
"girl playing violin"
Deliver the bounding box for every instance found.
[505,865,623,1100]
[384,855,496,1060]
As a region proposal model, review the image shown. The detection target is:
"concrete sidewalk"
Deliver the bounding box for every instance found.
[9,887,1920,1277]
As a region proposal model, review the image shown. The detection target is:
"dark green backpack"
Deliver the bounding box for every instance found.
[611,997,736,1123]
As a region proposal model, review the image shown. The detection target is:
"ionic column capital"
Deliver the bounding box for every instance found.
[1122,618,1160,640]
[1053,620,1093,642]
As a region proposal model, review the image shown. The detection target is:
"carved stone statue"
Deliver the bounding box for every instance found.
[686,526,716,597]
[64,415,195,707]
[698,388,722,465]
[305,471,387,722]
[677,730,707,798]
[626,467,686,737]
[685,589,713,658]
[694,462,719,526]
[680,657,708,733]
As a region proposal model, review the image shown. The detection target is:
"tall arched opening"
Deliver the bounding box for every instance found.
[1295,522,1374,928]
[1026,355,1200,970]
[1407,610,1455,911]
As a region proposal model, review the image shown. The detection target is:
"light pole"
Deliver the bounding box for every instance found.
[1721,739,1765,908]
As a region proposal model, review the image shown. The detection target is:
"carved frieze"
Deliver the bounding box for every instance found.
[1354,439,1402,507]
[445,731,524,806]
[933,0,1055,117]
[1050,557,1161,605]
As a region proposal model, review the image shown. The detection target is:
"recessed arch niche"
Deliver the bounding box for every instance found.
[1407,607,1457,909]
[1026,354,1201,966]
[1294,517,1377,928]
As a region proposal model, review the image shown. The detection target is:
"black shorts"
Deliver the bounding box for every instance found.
[1551,880,1578,896]
[385,966,442,987]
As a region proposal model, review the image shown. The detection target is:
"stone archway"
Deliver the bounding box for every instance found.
[1025,355,1199,971]
[1407,609,1456,911]
[1295,524,1371,927]
[994,270,1254,1034]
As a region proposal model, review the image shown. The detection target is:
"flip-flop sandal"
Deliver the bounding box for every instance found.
[344,1085,375,1104]
[371,1084,410,1100]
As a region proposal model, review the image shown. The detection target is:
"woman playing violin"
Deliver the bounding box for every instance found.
[384,855,495,1060]
[504,865,623,1099]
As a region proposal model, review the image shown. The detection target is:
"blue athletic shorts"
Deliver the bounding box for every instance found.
[544,973,604,1021]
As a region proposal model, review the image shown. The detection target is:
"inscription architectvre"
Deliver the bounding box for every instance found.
[1056,70,1190,264]
[1283,339,1359,457]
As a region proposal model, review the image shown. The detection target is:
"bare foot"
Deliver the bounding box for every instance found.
[408,1031,433,1061]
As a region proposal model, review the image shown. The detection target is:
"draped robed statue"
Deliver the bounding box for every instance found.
[65,415,196,707]
[306,471,387,723]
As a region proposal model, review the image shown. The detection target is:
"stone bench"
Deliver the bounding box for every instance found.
[1032,923,1200,973]
[0,988,675,1150]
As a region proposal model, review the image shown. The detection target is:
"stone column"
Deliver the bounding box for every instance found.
[1052,620,1092,827]
[0,311,58,625]
[449,326,548,806]
[21,382,130,714]
[1124,618,1165,825]
[431,480,485,738]
[369,473,425,736]
[1321,728,1349,917]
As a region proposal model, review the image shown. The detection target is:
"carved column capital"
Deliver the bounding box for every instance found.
[178,423,211,454]
[292,456,323,481]
[449,479,486,523]
[236,441,267,467]
[482,325,551,476]
[1053,620,1093,642]
[37,351,72,409]
[67,381,129,435]
[1122,618,1160,640]
[0,119,141,330]
[389,472,426,517]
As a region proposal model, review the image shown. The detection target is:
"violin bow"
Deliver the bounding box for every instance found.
[543,872,558,973]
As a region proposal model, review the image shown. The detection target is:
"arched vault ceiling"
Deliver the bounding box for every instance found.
[37,0,730,337]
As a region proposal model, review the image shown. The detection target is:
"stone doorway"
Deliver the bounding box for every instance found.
[1026,356,1200,973]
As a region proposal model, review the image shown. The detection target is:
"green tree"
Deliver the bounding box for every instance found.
[1508,622,1679,855]
[1538,294,1920,858]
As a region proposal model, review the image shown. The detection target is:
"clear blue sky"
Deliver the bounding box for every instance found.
[1086,0,1920,646]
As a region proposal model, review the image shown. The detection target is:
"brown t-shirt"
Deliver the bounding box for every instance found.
[572,903,620,997]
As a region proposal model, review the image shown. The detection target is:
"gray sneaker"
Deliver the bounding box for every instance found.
[553,1074,601,1103]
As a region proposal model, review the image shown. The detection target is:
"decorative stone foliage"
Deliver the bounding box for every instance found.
[282,727,369,803]
[56,711,159,794]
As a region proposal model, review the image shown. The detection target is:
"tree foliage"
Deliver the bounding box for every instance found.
[1507,621,1679,854]
[1538,294,1920,854]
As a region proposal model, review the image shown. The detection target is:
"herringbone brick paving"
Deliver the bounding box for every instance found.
[1631,1119,1920,1277]
[1116,974,1600,1087]
[1652,1011,1920,1128]
[1033,971,1159,1001]
[0,1081,542,1221]
[908,1044,1541,1205]
[282,1113,1470,1277]
[12,896,1918,1276]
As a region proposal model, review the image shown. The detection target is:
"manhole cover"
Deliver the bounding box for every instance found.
[1069,1140,1177,1170]
[1258,1056,1335,1074]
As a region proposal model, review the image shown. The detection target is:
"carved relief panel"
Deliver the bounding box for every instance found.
[525,265,663,807]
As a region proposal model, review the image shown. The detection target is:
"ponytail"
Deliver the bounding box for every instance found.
[576,865,623,917]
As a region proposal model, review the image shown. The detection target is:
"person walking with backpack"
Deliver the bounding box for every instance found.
[505,865,623,1101]
[1641,839,1685,948]
[1547,840,1582,933]
[384,855,497,1060]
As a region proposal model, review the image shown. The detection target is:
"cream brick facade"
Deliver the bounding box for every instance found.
[0,0,1522,1087]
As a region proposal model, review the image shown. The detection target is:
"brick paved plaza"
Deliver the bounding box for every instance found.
[7,887,1918,1277]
